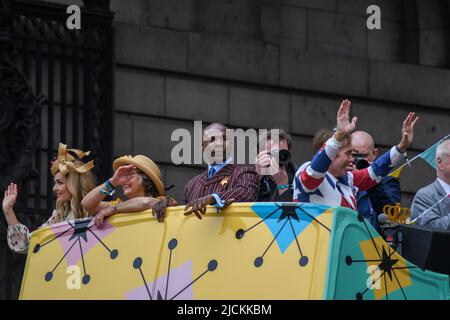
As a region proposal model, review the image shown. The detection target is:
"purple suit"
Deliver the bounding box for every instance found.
[184,164,259,206]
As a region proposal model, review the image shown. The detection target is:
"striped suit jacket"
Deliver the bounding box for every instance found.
[184,164,259,206]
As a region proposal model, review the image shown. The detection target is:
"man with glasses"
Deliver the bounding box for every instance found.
[351,131,402,229]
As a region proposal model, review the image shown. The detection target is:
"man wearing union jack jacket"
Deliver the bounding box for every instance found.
[293,99,419,213]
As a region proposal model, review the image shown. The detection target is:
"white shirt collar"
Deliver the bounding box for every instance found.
[437,178,450,195]
[207,158,233,174]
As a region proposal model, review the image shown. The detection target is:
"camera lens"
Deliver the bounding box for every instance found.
[279,150,291,164]
[355,158,369,170]
[271,149,291,166]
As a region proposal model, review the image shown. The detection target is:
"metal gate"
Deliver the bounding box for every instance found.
[0,0,114,299]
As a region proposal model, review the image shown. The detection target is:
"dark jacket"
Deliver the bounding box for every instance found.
[257,161,297,202]
[357,175,401,228]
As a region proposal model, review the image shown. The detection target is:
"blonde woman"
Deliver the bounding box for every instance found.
[82,155,176,227]
[2,143,96,254]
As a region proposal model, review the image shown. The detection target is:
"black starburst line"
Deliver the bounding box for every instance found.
[384,271,388,300]
[376,242,408,301]
[351,259,383,263]
[169,268,210,301]
[391,268,407,300]
[38,227,73,249]
[361,218,382,260]
[359,270,387,297]
[258,219,289,259]
[391,266,420,270]
[66,221,78,230]
[296,205,331,233]
[134,238,216,301]
[165,247,174,300]
[87,226,114,254]
[49,239,78,274]
[359,264,407,301]
[38,218,118,283]
[78,237,87,278]
[388,246,408,300]
[348,246,396,264]
[288,217,304,257]
[352,227,409,300]
[239,207,281,235]
[137,265,153,300]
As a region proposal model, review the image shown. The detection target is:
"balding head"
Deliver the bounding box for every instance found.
[203,122,230,164]
[352,131,374,149]
[351,131,378,163]
[204,122,227,135]
[436,138,450,183]
[436,139,450,161]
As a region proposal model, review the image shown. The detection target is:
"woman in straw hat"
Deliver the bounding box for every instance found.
[2,143,96,254]
[82,155,176,228]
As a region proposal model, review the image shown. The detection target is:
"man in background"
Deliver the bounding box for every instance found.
[351,131,402,229]
[411,139,450,229]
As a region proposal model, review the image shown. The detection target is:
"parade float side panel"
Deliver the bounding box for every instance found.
[325,207,450,300]
[19,203,333,299]
[19,203,449,300]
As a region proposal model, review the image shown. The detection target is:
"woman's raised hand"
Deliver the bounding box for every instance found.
[109,164,135,187]
[2,183,18,214]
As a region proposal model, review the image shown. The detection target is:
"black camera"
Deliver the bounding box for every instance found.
[271,149,291,166]
[353,155,370,170]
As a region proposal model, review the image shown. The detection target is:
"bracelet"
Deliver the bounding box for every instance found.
[395,146,409,160]
[105,179,115,191]
[395,146,412,168]
[277,184,290,190]
[100,179,116,196]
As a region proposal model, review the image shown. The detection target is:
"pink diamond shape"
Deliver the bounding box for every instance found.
[126,260,194,300]
[50,218,115,266]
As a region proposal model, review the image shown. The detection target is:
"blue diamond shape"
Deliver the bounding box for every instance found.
[251,203,330,254]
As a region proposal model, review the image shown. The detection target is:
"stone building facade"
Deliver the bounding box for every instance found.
[40,0,450,206]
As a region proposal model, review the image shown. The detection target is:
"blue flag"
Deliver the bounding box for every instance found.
[419,142,439,169]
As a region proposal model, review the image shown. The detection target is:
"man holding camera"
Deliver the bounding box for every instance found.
[351,131,402,228]
[255,129,297,202]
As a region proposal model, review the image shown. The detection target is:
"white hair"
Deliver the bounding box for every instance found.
[436,139,450,161]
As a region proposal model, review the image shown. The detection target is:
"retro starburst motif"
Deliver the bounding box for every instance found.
[128,238,218,300]
[345,215,418,300]
[33,218,118,285]
[235,203,331,268]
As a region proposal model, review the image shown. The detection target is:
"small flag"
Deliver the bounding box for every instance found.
[387,134,449,178]
[389,166,404,178]
[419,142,439,169]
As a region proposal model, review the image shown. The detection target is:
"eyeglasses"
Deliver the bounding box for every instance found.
[352,153,371,158]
